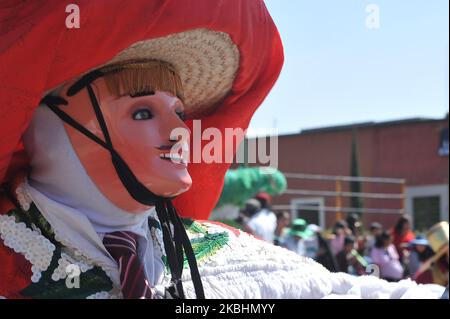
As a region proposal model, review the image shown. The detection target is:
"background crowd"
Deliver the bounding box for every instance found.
[235,192,449,287]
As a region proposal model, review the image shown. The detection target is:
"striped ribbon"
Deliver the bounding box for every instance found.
[103,231,154,299]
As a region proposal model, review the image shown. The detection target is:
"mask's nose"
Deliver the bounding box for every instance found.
[158,98,190,144]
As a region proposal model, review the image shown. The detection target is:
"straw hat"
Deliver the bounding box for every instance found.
[75,28,240,119]
[426,221,449,253]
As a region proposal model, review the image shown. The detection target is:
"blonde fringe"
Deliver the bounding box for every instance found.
[100,60,184,100]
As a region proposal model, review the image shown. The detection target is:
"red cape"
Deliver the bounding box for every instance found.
[0,0,283,219]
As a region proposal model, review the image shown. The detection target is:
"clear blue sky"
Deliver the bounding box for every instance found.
[249,0,449,136]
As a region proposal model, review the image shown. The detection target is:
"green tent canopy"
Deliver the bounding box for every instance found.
[215,167,287,208]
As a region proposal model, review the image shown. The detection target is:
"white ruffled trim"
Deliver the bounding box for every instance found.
[181,223,328,298]
[0,214,56,283]
[179,222,445,299]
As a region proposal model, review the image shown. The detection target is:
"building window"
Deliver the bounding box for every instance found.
[413,196,441,232]
[438,127,449,156]
[291,198,325,228]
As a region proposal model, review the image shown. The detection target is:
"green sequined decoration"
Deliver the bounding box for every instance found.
[162,218,230,269]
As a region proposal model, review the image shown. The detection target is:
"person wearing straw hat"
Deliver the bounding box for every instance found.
[0,1,447,299]
[414,222,449,287]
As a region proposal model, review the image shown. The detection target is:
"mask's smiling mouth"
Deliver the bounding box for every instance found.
[156,144,188,165]
[159,152,186,163]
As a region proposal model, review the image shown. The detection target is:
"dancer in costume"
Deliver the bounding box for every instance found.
[0,0,446,299]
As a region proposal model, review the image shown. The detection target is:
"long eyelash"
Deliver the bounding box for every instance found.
[177,111,186,121]
[129,90,155,98]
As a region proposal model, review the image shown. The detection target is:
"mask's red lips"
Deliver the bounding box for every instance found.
[155,144,174,151]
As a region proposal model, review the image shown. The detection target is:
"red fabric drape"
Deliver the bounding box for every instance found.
[0,0,283,219]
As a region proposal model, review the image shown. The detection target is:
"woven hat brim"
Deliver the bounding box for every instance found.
[97,28,240,119]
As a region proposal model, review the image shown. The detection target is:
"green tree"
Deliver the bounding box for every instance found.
[350,128,364,215]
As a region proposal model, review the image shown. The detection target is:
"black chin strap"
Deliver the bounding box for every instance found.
[41,84,205,299]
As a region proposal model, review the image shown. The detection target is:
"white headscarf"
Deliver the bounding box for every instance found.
[22,104,165,286]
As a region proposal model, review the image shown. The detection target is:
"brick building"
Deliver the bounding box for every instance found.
[256,116,449,231]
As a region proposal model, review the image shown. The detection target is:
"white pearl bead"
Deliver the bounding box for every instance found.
[51,273,60,281]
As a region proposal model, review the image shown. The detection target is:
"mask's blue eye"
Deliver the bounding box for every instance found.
[132,109,153,120]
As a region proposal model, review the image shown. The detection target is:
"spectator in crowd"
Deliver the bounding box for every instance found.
[274,211,291,246]
[346,214,361,235]
[392,215,415,265]
[370,230,404,282]
[303,224,322,259]
[330,220,352,256]
[365,222,383,256]
[354,221,367,255]
[246,192,277,243]
[236,198,261,235]
[315,231,339,272]
[408,236,434,278]
[336,236,367,275]
[283,218,313,257]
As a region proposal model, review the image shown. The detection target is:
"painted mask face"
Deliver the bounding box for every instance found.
[59,78,192,213]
